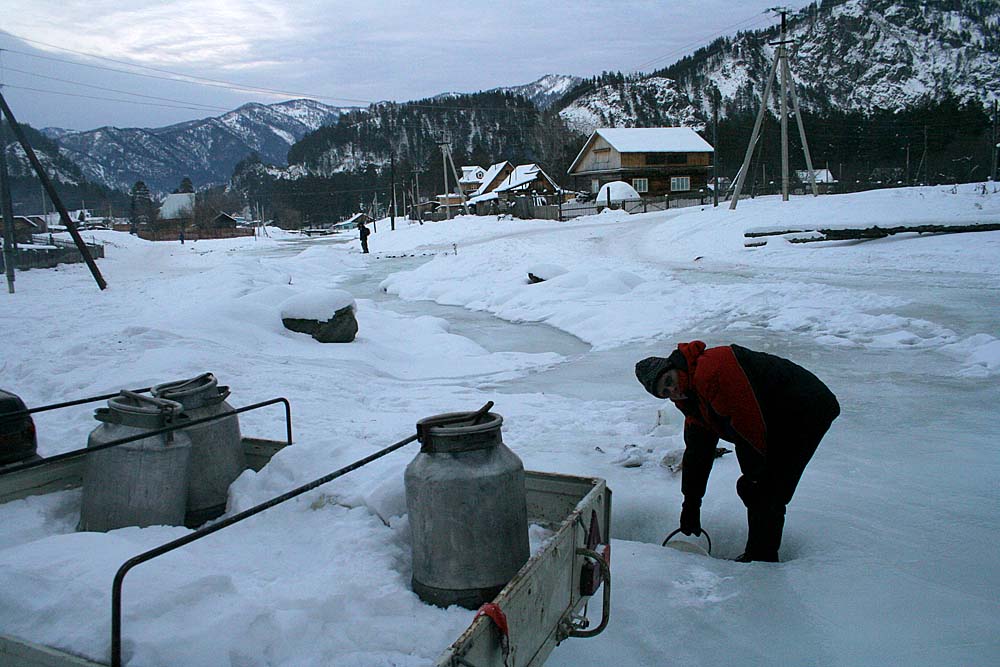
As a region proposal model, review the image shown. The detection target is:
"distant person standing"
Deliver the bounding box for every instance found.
[178,228,185,245]
[635,341,839,562]
[358,220,370,254]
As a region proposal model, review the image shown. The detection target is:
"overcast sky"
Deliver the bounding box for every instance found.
[0,1,810,132]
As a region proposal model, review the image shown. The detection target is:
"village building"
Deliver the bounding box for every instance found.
[493,164,562,200]
[567,127,715,198]
[795,168,838,194]
[458,166,488,195]
[330,212,372,232]
[472,162,515,197]
[212,212,239,229]
[4,216,42,244]
[158,193,196,225]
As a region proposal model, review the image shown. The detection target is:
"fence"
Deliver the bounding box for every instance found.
[136,226,256,242]
[558,193,713,220]
[0,236,105,271]
[404,193,719,224]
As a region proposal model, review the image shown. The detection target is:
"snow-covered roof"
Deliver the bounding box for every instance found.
[467,192,499,205]
[595,127,714,153]
[796,169,838,183]
[459,166,487,184]
[159,193,195,220]
[494,164,558,193]
[567,128,714,175]
[472,162,512,196]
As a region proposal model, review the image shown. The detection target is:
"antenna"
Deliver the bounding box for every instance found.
[729,7,819,209]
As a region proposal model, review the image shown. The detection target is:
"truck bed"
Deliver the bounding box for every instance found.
[0,440,611,667]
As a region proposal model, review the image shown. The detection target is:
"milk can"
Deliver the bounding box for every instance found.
[405,410,530,609]
[78,391,191,532]
[152,373,245,526]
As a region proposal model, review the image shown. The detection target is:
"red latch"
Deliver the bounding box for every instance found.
[475,602,511,665]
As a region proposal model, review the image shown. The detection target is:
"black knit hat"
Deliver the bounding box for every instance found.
[635,350,688,397]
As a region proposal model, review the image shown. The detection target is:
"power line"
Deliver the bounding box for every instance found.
[0,84,238,112]
[0,36,537,114]
[0,65,230,112]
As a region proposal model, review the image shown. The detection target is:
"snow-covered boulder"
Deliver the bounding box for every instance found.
[596,181,642,207]
[527,263,568,284]
[280,290,358,343]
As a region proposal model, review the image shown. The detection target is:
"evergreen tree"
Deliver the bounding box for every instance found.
[129,181,153,228]
[176,177,194,194]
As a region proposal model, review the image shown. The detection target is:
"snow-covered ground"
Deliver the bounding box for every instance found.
[1,184,998,666]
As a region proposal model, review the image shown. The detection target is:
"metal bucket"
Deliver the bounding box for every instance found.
[152,373,245,526]
[405,410,530,609]
[79,391,191,532]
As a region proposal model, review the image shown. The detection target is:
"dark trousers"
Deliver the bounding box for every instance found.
[361,238,369,253]
[735,419,833,560]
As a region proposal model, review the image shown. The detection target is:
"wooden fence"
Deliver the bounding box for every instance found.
[135,226,255,241]
[1,236,105,271]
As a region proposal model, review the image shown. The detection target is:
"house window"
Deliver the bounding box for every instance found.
[591,179,600,193]
[632,178,648,193]
[670,176,691,192]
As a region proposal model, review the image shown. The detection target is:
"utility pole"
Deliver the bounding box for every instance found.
[440,142,450,220]
[712,87,719,207]
[922,125,929,184]
[437,139,470,218]
[390,152,396,231]
[779,10,790,201]
[729,8,817,209]
[992,99,998,183]
[0,90,106,289]
[1,125,17,293]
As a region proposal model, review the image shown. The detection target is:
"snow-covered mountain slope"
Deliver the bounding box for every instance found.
[560,0,998,130]
[491,74,584,109]
[45,99,350,193]
[559,77,704,135]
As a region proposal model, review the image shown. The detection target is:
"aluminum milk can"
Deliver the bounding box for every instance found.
[79,391,191,532]
[405,410,530,609]
[152,373,245,526]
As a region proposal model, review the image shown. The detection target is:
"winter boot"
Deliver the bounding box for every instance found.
[735,506,785,562]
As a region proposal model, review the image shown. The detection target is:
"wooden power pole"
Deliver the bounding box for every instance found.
[729,9,818,210]
[0,90,106,289]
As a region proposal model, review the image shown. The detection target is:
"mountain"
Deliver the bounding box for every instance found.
[2,122,130,216]
[557,0,999,134]
[556,76,704,135]
[43,99,351,194]
[490,74,585,110]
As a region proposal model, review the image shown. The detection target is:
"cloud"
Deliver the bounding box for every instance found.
[0,0,808,129]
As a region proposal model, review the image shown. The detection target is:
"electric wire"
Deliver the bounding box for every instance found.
[0,39,536,114]
[0,65,231,112]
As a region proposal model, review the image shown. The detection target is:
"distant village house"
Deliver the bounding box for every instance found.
[567,127,715,198]
[158,193,196,225]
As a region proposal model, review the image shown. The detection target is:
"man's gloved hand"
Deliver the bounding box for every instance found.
[680,500,702,536]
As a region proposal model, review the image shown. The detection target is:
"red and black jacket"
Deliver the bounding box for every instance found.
[670,341,840,502]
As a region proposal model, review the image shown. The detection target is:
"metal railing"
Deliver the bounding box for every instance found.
[0,395,293,477]
[109,428,419,666]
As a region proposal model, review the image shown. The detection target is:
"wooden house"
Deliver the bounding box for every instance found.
[5,216,41,244]
[459,166,488,195]
[567,128,714,198]
[212,213,239,228]
[493,164,561,200]
[795,168,838,194]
